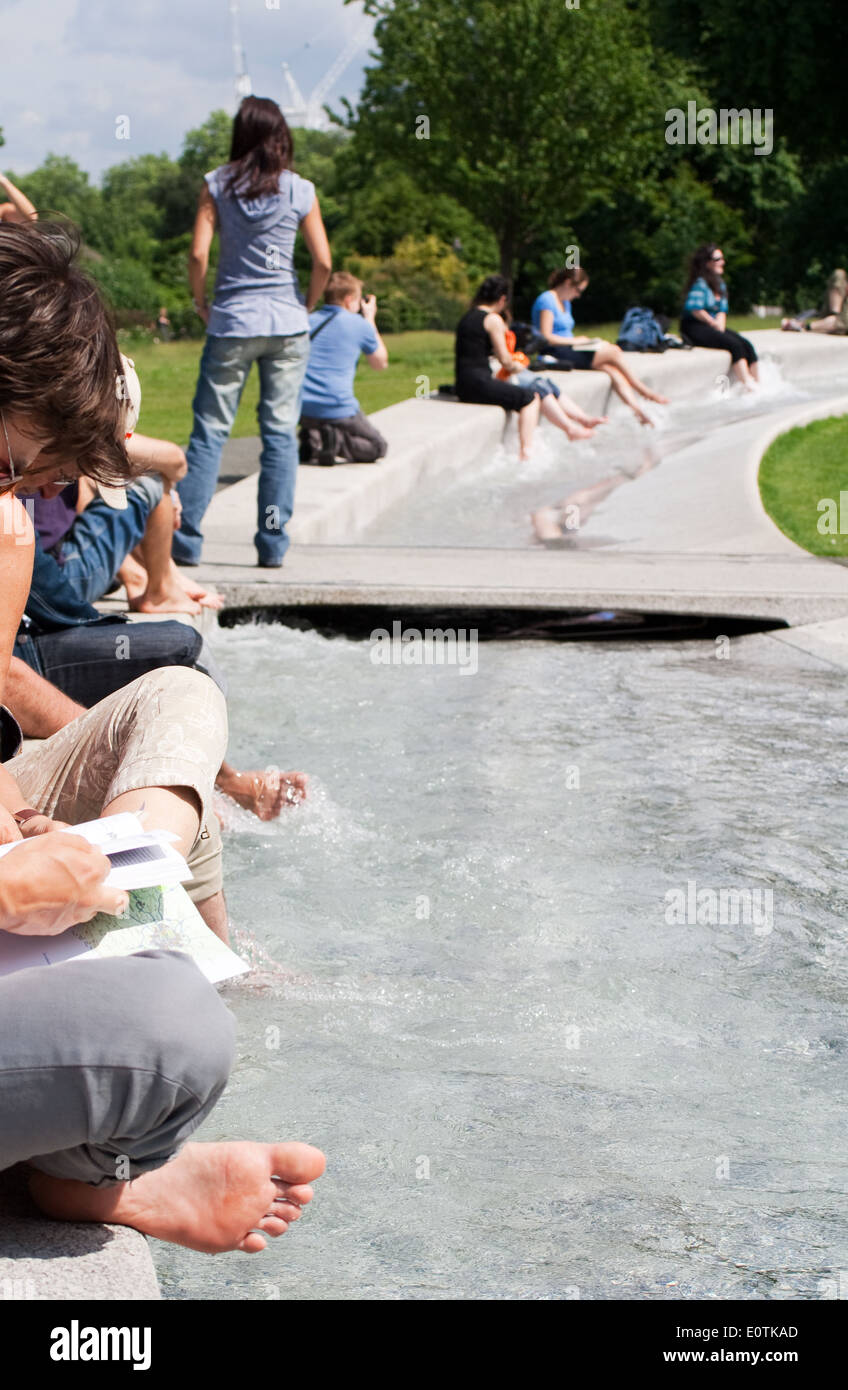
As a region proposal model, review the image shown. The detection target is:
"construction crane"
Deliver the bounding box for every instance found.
[229,0,252,103]
[281,33,365,129]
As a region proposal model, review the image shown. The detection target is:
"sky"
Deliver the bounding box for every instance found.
[0,0,374,179]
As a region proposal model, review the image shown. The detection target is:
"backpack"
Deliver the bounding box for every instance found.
[511,320,548,356]
[617,307,667,353]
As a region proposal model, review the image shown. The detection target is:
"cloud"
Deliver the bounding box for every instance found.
[0,0,372,177]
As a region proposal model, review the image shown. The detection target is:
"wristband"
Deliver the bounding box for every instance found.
[12,808,41,825]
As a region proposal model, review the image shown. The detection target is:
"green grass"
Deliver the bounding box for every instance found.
[759,415,848,558]
[123,331,456,443]
[123,315,774,442]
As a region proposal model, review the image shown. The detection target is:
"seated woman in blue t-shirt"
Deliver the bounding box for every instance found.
[532,267,668,427]
[680,245,759,389]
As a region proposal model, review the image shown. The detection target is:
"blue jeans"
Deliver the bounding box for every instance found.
[14,618,228,704]
[173,333,310,566]
[57,475,163,604]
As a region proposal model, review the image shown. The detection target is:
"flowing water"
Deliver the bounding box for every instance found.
[360,358,848,549]
[152,621,848,1301]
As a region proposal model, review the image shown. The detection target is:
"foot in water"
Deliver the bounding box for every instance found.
[532,505,567,541]
[217,766,309,821]
[30,1140,326,1254]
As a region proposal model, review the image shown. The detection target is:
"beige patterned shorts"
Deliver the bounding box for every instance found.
[7,667,228,901]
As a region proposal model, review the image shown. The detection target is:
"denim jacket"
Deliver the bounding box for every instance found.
[23,540,127,633]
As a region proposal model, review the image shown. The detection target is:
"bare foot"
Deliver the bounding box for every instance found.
[175,566,225,610]
[584,415,608,427]
[564,423,595,442]
[117,553,149,603]
[531,506,565,541]
[217,768,309,821]
[641,389,669,405]
[634,407,655,428]
[129,584,202,616]
[30,1140,326,1254]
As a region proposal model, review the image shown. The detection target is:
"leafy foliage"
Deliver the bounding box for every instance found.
[4,1,845,329]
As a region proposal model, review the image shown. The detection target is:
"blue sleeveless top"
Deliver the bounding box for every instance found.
[205,165,315,338]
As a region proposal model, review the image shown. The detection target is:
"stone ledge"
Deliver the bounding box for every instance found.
[0,1166,160,1301]
[202,330,848,557]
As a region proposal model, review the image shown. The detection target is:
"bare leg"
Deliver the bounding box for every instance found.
[555,390,608,427]
[103,785,200,857]
[532,446,661,543]
[173,561,224,610]
[30,1141,326,1254]
[531,505,567,541]
[592,342,669,403]
[732,358,756,390]
[195,889,229,943]
[539,395,594,440]
[216,762,308,820]
[518,395,540,460]
[116,551,149,603]
[597,363,655,426]
[102,785,229,943]
[809,315,840,334]
[132,494,201,615]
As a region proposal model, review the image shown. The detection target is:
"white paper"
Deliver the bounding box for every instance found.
[0,813,192,890]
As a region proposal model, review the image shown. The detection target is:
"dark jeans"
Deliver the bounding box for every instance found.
[13,619,227,706]
[299,410,388,464]
[680,314,758,364]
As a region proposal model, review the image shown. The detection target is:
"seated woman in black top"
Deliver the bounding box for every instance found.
[455,276,540,461]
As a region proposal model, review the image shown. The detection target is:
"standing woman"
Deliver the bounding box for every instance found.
[532,268,668,427]
[455,276,540,461]
[176,97,332,568]
[680,245,759,390]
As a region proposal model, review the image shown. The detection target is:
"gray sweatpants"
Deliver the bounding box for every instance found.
[0,949,236,1186]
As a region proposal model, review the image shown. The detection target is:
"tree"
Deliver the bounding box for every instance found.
[344,0,691,281]
[647,0,848,165]
[14,155,102,244]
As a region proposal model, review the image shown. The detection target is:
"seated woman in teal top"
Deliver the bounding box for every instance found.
[679,244,759,389]
[683,276,729,318]
[531,267,668,426]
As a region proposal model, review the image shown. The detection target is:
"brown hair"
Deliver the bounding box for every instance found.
[684,243,724,299]
[225,96,294,200]
[0,221,130,484]
[548,266,588,291]
[324,271,362,305]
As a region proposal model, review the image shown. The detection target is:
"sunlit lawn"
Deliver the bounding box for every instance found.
[124,316,775,443]
[759,415,848,558]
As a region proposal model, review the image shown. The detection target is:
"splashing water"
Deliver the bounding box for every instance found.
[152,624,848,1301]
[360,359,848,549]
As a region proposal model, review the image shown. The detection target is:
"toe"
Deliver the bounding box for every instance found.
[238,1231,268,1253]
[258,1216,289,1238]
[270,1199,302,1222]
[273,1181,314,1207]
[270,1142,326,1185]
